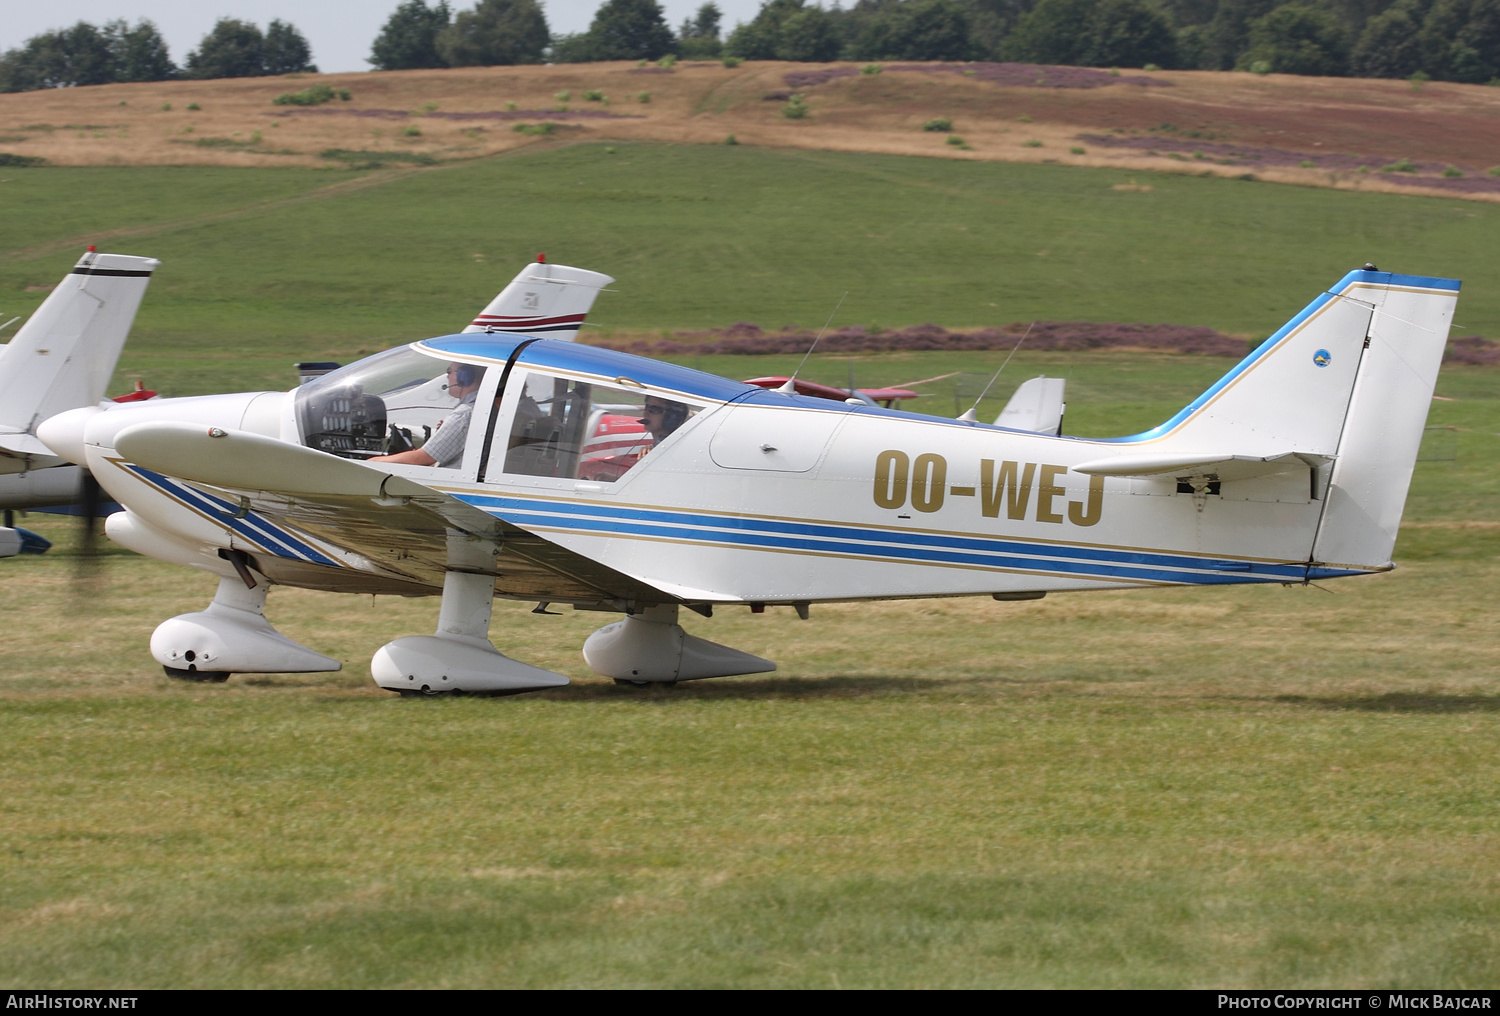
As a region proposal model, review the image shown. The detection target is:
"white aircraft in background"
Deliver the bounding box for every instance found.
[38,264,1456,693]
[0,249,160,557]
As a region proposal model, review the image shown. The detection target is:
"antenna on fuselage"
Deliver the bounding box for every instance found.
[957,321,1033,423]
[777,292,848,395]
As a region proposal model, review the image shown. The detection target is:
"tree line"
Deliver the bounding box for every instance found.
[4,0,1496,93]
[0,18,315,92]
[369,0,1500,83]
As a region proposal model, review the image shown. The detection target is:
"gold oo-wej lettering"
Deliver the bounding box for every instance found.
[873,451,1103,526]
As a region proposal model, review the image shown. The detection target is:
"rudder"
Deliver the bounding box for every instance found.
[1310,272,1459,572]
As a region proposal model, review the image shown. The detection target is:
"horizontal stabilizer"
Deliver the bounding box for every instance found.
[1072,451,1328,481]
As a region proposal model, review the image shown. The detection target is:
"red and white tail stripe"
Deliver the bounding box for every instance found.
[468,312,588,334]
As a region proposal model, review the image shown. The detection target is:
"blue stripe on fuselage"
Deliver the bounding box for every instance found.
[454,492,1312,585]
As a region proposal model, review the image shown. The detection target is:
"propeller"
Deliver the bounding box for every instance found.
[74,469,105,579]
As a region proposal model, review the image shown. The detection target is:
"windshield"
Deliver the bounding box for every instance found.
[294,345,487,464]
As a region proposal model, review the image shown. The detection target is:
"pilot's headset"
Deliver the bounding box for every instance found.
[447,363,484,390]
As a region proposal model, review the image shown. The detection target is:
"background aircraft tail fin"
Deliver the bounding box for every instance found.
[462,260,615,341]
[0,251,160,436]
[996,376,1066,434]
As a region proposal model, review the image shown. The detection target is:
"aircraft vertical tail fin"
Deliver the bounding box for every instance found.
[1093,269,1458,574]
[0,251,160,436]
[462,260,615,341]
[1117,272,1394,459]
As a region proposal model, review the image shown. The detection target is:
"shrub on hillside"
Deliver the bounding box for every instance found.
[273,84,351,106]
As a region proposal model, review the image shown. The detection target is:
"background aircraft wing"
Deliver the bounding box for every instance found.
[0,431,66,471]
[111,422,667,603]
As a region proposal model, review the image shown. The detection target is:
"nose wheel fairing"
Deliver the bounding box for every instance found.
[150,575,341,677]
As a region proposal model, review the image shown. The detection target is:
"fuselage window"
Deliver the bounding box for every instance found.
[501,373,698,481]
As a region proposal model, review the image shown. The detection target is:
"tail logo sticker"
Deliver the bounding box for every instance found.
[1313,349,1332,367]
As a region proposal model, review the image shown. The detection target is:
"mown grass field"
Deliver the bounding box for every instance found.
[1,145,1497,987]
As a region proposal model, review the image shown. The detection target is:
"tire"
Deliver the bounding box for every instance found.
[163,666,232,683]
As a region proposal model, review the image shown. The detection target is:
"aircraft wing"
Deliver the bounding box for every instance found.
[0,431,66,470]
[1071,451,1330,482]
[111,422,668,603]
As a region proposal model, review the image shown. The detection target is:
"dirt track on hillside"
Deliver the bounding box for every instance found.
[3,61,1498,201]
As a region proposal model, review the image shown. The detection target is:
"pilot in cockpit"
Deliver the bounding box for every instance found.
[370,362,486,468]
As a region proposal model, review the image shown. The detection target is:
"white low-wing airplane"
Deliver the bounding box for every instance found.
[38,265,1457,693]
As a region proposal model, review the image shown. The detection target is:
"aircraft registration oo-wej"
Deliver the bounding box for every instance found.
[38,260,1458,695]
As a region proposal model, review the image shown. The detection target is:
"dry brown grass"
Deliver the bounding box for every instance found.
[4,62,1500,202]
